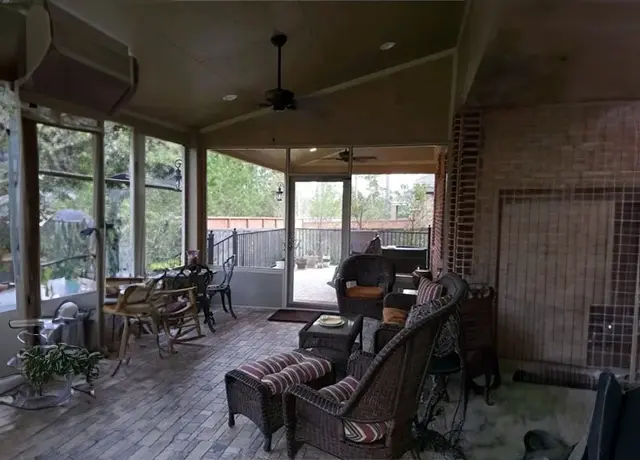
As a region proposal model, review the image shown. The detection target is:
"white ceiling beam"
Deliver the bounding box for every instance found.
[214,149,285,172]
[292,148,345,165]
[200,47,456,134]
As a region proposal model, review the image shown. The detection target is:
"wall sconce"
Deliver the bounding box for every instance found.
[275,182,284,202]
[174,159,183,191]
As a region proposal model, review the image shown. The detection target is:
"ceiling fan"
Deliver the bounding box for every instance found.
[260,33,297,111]
[333,150,378,162]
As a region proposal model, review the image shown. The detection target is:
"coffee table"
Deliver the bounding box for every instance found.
[298,313,364,377]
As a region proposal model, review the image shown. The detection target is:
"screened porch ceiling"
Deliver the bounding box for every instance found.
[8,1,640,174]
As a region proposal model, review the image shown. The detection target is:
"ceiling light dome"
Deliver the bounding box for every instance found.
[222,94,237,101]
[380,42,396,51]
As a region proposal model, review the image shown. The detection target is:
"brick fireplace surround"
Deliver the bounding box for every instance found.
[435,102,640,377]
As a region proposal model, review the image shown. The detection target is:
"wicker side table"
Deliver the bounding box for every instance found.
[298,313,364,377]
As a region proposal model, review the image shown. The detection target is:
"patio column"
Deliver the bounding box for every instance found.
[184,134,206,261]
[19,117,41,320]
[93,122,105,349]
[131,129,146,276]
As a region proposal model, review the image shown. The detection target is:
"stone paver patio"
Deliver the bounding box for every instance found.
[0,307,593,460]
[292,265,337,305]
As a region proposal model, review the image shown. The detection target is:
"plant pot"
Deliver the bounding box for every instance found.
[296,258,307,269]
[275,260,285,269]
[0,374,73,410]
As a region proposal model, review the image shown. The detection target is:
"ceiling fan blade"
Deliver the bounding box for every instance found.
[355,156,378,161]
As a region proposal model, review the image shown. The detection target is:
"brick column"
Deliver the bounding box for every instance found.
[446,111,482,276]
[431,147,446,273]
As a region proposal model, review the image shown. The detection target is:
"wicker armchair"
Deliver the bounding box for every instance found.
[335,254,395,320]
[283,300,457,459]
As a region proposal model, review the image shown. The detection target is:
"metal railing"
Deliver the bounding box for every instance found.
[206,227,432,269]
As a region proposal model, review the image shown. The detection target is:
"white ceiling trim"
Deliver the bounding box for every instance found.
[200,47,456,134]
[119,108,189,132]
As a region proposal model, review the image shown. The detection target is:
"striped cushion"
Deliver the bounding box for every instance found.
[237,352,331,395]
[406,295,456,357]
[319,376,359,402]
[319,376,391,443]
[415,277,444,304]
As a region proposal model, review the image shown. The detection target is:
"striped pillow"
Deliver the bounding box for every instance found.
[237,351,332,395]
[319,376,391,443]
[406,295,457,357]
[415,277,444,304]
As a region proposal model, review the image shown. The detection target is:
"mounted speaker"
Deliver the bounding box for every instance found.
[19,1,137,115]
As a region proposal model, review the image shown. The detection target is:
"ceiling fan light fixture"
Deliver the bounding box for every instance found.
[222,94,238,102]
[380,41,396,51]
[309,147,317,152]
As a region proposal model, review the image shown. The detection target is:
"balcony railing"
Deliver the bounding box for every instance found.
[206,227,432,269]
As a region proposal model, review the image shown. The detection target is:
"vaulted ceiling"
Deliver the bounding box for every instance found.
[4,0,638,172]
[48,0,465,141]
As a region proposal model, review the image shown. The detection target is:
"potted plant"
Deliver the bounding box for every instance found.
[14,344,102,408]
[322,255,331,268]
[295,257,308,269]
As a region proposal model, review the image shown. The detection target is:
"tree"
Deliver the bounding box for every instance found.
[308,182,341,224]
[206,151,283,218]
[351,175,389,229]
[395,182,434,230]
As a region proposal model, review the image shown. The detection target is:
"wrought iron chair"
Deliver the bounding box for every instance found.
[180,264,216,332]
[283,299,455,460]
[334,254,395,320]
[207,255,237,319]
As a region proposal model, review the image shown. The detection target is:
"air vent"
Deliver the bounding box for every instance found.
[20,1,137,115]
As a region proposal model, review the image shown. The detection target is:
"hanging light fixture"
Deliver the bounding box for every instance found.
[275,182,284,202]
[174,159,183,191]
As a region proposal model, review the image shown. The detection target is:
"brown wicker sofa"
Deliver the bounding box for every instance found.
[335,254,395,320]
[282,293,463,459]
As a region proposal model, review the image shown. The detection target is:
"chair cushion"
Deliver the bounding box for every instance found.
[415,277,444,304]
[406,295,455,357]
[382,307,408,325]
[319,376,391,443]
[237,351,332,396]
[161,299,189,315]
[346,286,383,299]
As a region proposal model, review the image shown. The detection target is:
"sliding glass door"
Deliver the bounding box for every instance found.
[285,177,351,308]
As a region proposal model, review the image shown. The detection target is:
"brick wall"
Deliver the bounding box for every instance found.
[431,148,446,272]
[469,102,640,372]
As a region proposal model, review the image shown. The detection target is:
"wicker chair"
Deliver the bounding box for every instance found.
[283,299,459,459]
[335,254,395,320]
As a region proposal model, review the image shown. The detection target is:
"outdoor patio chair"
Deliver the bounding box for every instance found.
[334,254,395,320]
[103,277,163,376]
[207,255,237,319]
[151,273,204,354]
[181,263,216,332]
[282,297,454,460]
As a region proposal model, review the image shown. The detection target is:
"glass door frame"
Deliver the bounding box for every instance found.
[283,149,353,309]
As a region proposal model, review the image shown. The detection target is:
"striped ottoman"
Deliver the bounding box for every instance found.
[225,350,334,452]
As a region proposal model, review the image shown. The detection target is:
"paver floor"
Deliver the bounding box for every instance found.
[292,266,337,305]
[0,308,593,460]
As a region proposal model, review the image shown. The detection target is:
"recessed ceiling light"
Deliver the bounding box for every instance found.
[380,41,396,51]
[222,94,237,101]
[309,147,317,152]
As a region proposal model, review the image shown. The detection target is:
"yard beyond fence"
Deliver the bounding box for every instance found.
[206,227,431,269]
